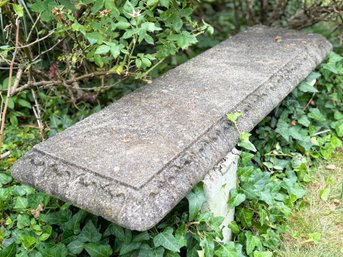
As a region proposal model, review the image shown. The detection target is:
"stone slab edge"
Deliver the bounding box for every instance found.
[12,26,332,231]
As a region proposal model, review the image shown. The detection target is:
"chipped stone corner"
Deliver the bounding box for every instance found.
[202,148,240,243]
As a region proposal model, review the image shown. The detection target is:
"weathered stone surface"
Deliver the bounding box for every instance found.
[203,148,240,243]
[12,26,332,231]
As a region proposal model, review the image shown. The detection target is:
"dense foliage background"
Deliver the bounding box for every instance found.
[0,1,342,257]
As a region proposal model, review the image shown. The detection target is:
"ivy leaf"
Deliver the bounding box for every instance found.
[153,227,180,252]
[227,112,242,124]
[320,187,330,201]
[200,237,214,257]
[228,192,246,208]
[103,223,125,241]
[186,185,206,221]
[119,242,141,255]
[14,197,28,209]
[238,132,257,152]
[132,231,150,242]
[245,231,262,255]
[67,240,84,255]
[78,220,102,243]
[298,82,318,93]
[236,208,253,229]
[84,243,113,257]
[38,244,68,257]
[0,174,12,186]
[138,244,164,257]
[160,0,169,8]
[308,108,326,123]
[214,242,238,257]
[147,0,159,7]
[44,209,72,225]
[298,115,311,127]
[0,243,16,257]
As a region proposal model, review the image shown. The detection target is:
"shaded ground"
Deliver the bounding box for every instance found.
[277,149,343,257]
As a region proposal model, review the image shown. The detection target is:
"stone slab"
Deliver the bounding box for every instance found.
[12,26,332,231]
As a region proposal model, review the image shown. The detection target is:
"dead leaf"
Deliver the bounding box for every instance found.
[326,164,336,170]
[275,35,282,43]
[31,203,44,219]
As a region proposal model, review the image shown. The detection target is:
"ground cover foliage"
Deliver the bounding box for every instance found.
[0,1,343,257]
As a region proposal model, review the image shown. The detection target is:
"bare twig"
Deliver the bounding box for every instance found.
[304,93,316,110]
[18,30,55,49]
[32,38,64,63]
[0,18,21,156]
[31,89,45,141]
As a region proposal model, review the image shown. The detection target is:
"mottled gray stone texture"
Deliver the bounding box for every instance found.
[12,26,332,231]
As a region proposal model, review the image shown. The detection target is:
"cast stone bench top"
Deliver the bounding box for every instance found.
[12,26,331,231]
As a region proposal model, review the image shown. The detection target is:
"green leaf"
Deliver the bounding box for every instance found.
[320,187,330,201]
[141,22,161,32]
[254,251,273,257]
[103,223,125,241]
[95,45,110,55]
[228,221,240,234]
[67,240,84,255]
[168,32,197,50]
[214,242,238,257]
[9,114,18,126]
[308,108,326,123]
[147,0,159,7]
[38,244,68,257]
[298,115,311,127]
[116,21,131,30]
[22,235,37,249]
[236,208,253,229]
[13,4,24,17]
[119,242,141,255]
[227,112,242,124]
[153,227,180,252]
[78,221,102,243]
[200,237,214,257]
[14,196,28,209]
[86,32,103,45]
[84,243,112,257]
[0,174,12,186]
[160,0,169,8]
[138,244,164,257]
[17,99,32,108]
[133,231,150,242]
[245,231,262,255]
[0,243,16,257]
[186,185,206,221]
[238,132,257,152]
[44,209,72,225]
[307,232,321,244]
[298,82,318,93]
[7,98,15,109]
[228,192,246,208]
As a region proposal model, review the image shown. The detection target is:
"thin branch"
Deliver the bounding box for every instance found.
[18,30,55,49]
[31,89,45,141]
[32,38,64,62]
